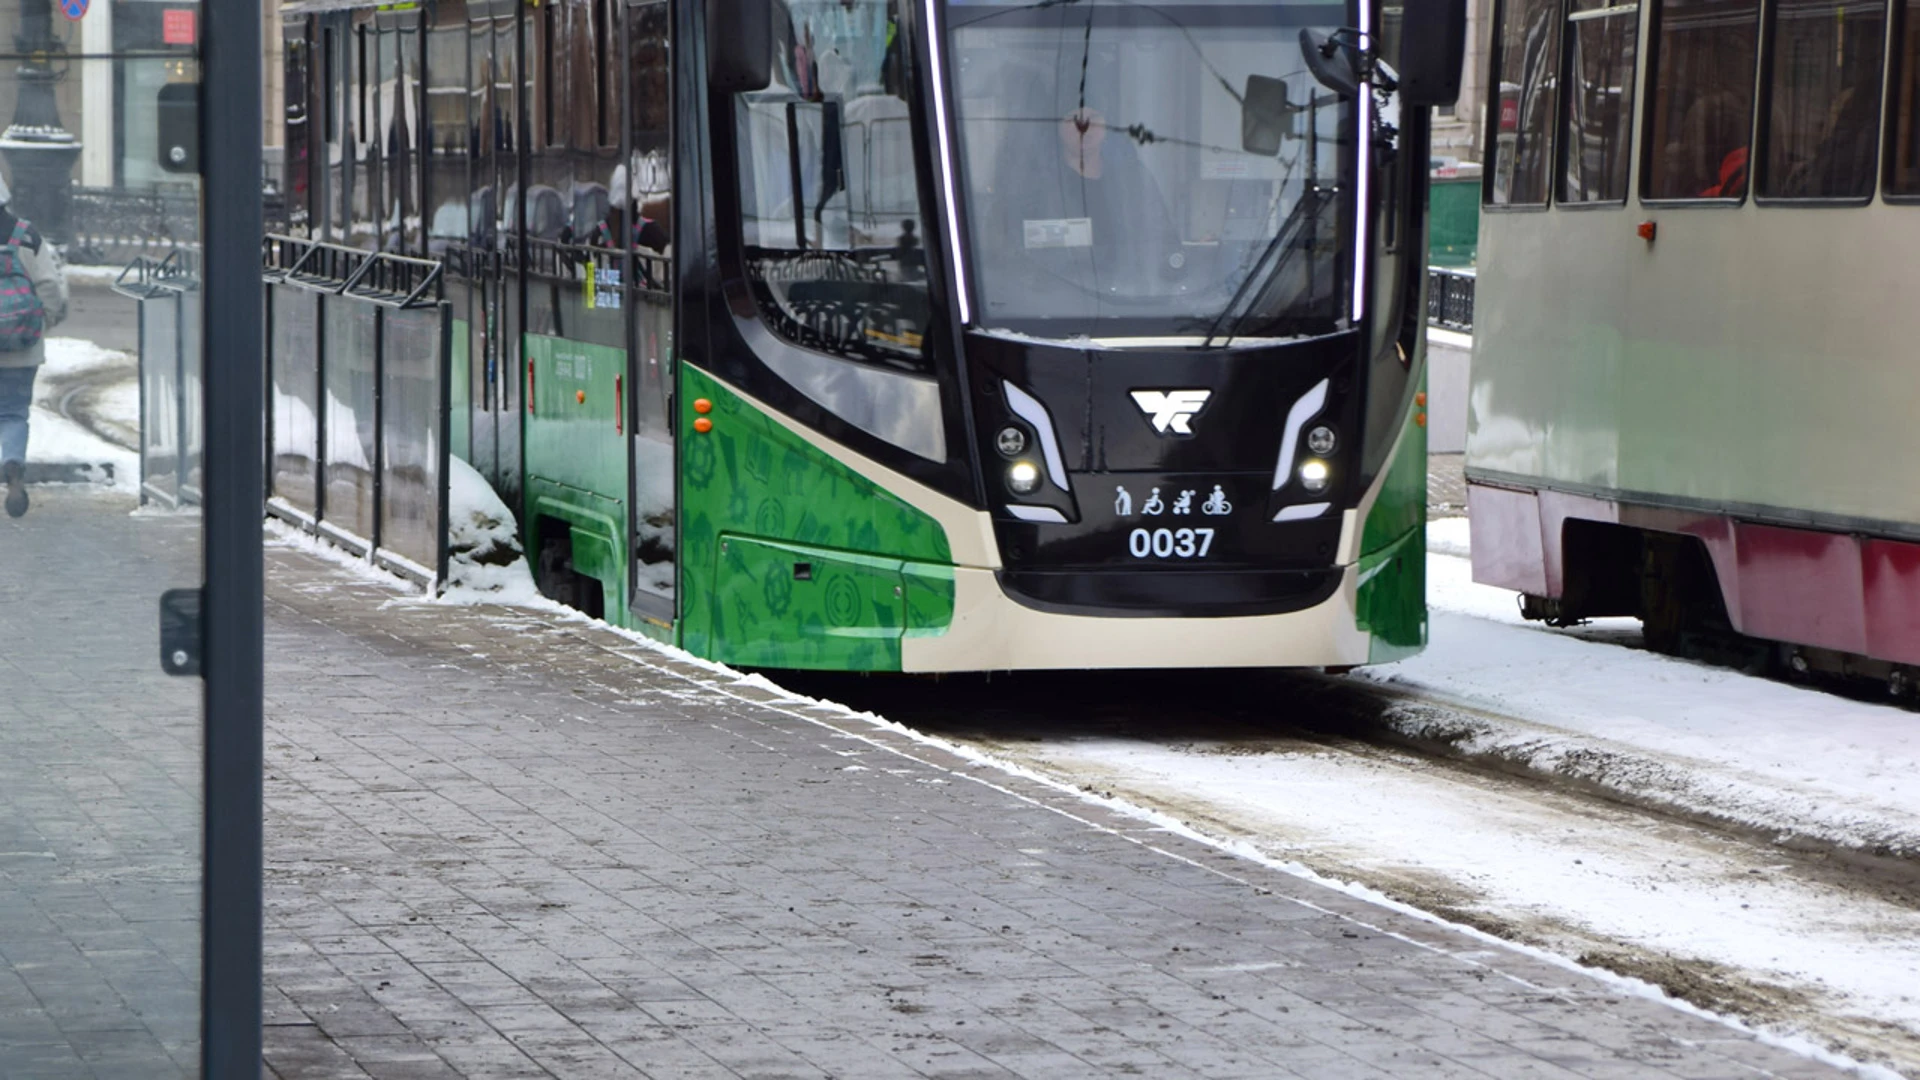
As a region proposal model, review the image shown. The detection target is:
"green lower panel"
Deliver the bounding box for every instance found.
[1357,368,1429,661]
[678,366,955,667]
[713,537,912,670]
[1359,524,1426,663]
[527,477,630,629]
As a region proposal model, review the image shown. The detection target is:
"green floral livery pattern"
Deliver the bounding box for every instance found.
[678,366,956,670]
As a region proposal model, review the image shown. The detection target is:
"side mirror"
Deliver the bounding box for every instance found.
[1395,0,1469,107]
[708,0,773,93]
[157,81,199,173]
[1240,75,1293,157]
[1299,29,1361,99]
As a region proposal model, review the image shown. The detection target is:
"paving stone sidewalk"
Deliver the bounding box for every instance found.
[258,540,1850,1080]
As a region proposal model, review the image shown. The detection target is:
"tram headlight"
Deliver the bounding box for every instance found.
[1306,425,1337,455]
[996,425,1029,458]
[1299,459,1330,493]
[1007,460,1043,495]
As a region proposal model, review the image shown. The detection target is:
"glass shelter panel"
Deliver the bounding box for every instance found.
[1641,0,1762,199]
[1757,0,1886,199]
[0,36,207,1076]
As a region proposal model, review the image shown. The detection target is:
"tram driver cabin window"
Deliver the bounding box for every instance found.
[1640,0,1761,200]
[732,0,933,375]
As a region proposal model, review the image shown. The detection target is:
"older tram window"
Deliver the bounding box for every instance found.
[733,0,932,374]
[1558,0,1639,203]
[1758,0,1886,199]
[1641,0,1761,200]
[1893,0,1920,193]
[1486,0,1562,207]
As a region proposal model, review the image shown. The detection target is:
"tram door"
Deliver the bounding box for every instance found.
[465,5,523,506]
[626,0,677,623]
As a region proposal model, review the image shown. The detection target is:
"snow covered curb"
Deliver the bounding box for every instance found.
[1407,518,1920,866]
[1357,682,1920,863]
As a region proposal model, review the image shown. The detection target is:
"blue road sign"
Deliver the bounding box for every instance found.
[60,0,88,19]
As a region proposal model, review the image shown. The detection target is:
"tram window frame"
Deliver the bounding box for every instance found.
[1554,0,1642,208]
[1636,0,1763,205]
[726,0,939,378]
[1483,0,1565,211]
[1882,0,1920,198]
[1753,0,1888,204]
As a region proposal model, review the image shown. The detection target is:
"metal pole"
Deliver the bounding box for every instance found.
[199,0,264,1071]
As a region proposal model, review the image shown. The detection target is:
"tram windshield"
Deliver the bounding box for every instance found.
[947,0,1353,342]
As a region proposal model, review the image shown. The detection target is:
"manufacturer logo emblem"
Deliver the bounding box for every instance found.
[1130,389,1212,435]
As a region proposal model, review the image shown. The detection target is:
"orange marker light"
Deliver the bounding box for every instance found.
[1415,412,1428,428]
[1414,391,1427,407]
[1637,220,1657,243]
[576,389,586,404]
[694,417,713,434]
[693,398,713,414]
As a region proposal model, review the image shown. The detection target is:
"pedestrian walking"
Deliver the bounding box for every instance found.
[0,173,70,518]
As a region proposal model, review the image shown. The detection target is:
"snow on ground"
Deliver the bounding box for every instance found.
[24,339,138,490]
[1369,537,1920,859]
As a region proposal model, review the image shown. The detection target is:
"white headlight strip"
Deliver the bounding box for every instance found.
[922,0,972,326]
[1001,380,1070,491]
[1271,377,1331,491]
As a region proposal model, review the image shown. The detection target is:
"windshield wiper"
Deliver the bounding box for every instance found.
[1198,183,1331,348]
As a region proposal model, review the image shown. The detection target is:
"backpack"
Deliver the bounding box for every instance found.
[0,220,46,352]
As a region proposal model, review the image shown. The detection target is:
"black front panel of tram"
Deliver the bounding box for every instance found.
[966,330,1362,617]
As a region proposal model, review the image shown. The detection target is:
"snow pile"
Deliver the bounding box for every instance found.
[440,455,541,603]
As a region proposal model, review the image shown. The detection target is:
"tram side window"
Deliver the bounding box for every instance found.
[1558,0,1639,203]
[733,0,933,375]
[425,20,468,257]
[1485,0,1561,207]
[1641,0,1761,200]
[1893,0,1920,194]
[284,25,312,235]
[1757,0,1886,199]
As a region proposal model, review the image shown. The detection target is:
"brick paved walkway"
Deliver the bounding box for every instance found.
[1429,453,1467,518]
[0,490,204,1078]
[258,538,1848,1080]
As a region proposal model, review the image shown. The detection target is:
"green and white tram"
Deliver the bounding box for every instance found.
[1471,0,1920,682]
[278,0,1463,671]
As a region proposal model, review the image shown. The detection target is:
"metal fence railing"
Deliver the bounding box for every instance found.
[113,250,204,508]
[70,185,202,267]
[263,234,453,589]
[1427,266,1475,333]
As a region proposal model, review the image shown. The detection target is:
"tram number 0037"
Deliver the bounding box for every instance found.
[1128,527,1215,559]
